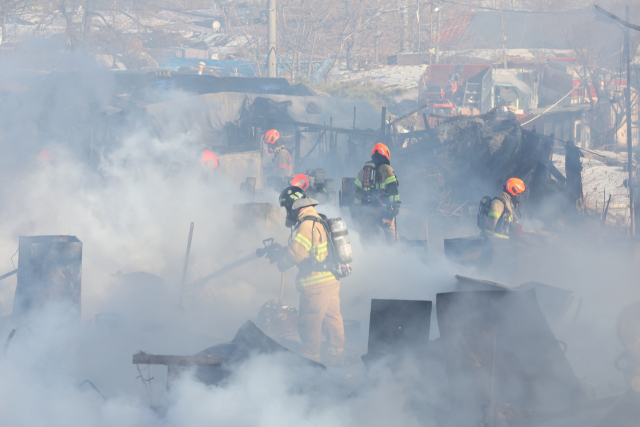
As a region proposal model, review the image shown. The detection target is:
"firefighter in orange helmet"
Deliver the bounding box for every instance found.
[484,178,526,239]
[354,143,400,244]
[264,129,293,178]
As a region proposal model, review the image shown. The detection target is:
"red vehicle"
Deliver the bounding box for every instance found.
[425,83,445,102]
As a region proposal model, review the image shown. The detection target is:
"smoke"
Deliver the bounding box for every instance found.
[0,39,638,427]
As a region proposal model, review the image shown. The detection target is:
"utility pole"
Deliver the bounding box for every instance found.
[499,0,507,69]
[624,5,635,237]
[417,0,421,53]
[268,0,277,78]
[429,4,433,65]
[401,1,408,53]
[434,6,441,64]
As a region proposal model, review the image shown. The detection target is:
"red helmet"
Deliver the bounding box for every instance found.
[35,150,54,166]
[200,150,219,169]
[505,177,526,196]
[291,173,309,192]
[371,143,390,160]
[264,129,280,144]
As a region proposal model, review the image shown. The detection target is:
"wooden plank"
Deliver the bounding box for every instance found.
[132,352,222,366]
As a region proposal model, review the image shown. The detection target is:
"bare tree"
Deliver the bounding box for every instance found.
[0,0,27,43]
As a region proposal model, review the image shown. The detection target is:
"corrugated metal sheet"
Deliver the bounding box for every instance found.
[440,13,475,45]
[422,64,491,87]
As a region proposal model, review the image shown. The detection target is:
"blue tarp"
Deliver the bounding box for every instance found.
[158,58,259,77]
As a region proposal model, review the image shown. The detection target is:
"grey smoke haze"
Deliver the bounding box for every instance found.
[0,38,638,426]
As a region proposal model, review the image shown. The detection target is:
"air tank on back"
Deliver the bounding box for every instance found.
[328,218,353,264]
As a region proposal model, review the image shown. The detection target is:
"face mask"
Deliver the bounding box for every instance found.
[513,194,521,206]
[285,209,298,228]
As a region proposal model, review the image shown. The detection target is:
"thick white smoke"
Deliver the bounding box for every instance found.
[0,44,638,427]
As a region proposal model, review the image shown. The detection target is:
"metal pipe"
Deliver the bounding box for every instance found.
[268,0,277,78]
[499,0,507,69]
[624,5,635,237]
[180,222,195,308]
[278,272,286,305]
[295,130,301,171]
[435,9,440,64]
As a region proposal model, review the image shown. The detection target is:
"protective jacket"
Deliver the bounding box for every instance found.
[354,156,400,217]
[278,206,339,291]
[272,146,293,177]
[484,190,515,239]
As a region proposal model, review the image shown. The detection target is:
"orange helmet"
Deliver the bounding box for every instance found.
[264,129,280,144]
[371,142,390,160]
[505,177,526,196]
[291,173,309,192]
[200,150,219,169]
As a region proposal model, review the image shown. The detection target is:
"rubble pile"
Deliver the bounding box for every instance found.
[394,110,579,229]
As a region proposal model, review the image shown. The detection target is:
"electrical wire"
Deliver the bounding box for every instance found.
[521,77,588,126]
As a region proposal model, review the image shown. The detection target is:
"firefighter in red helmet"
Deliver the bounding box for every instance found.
[354,143,400,244]
[200,150,219,170]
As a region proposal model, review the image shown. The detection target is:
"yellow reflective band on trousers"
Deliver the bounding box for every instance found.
[329,347,344,356]
[484,229,509,239]
[488,211,501,218]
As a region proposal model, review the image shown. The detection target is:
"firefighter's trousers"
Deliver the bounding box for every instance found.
[298,282,344,361]
[359,206,398,244]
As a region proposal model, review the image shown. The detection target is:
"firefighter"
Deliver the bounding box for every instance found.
[484,178,526,239]
[353,143,401,244]
[200,150,219,170]
[291,173,310,192]
[264,129,293,179]
[267,186,344,363]
[291,173,331,205]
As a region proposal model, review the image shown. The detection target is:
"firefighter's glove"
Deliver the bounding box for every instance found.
[514,222,523,239]
[265,243,285,263]
[392,201,401,216]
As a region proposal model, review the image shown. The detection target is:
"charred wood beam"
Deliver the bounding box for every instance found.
[397,130,429,140]
[539,158,567,184]
[0,269,17,282]
[132,352,221,366]
[269,120,378,136]
[387,104,429,128]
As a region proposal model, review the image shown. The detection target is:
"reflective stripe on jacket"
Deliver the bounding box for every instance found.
[277,206,338,291]
[272,147,293,175]
[354,162,400,212]
[484,191,514,239]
